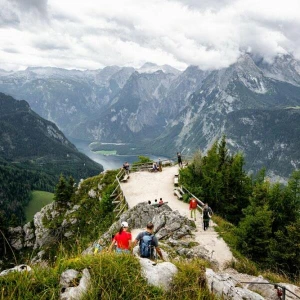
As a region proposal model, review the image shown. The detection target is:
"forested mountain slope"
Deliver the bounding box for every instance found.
[0,93,102,231]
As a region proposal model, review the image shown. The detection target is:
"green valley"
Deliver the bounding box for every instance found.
[25,191,54,222]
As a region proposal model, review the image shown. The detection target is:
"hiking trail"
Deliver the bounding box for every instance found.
[121,165,233,270]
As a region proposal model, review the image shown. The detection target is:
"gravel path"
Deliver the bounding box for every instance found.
[121,166,233,270]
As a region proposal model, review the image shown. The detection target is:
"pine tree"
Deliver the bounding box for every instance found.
[236,204,273,263]
[54,175,69,208]
[270,219,300,277]
[67,176,76,203]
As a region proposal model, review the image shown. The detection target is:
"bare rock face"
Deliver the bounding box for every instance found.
[8,226,23,250]
[139,258,178,290]
[60,268,91,300]
[8,202,81,256]
[206,268,264,300]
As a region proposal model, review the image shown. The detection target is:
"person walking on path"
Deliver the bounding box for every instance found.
[189,197,198,221]
[177,152,183,168]
[203,203,213,231]
[132,222,164,261]
[108,221,132,253]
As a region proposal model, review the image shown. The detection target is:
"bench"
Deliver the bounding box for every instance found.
[121,174,129,182]
[174,189,182,199]
[174,177,179,186]
[178,187,185,195]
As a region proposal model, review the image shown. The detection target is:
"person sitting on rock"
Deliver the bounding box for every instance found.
[158,198,164,206]
[151,199,159,207]
[132,222,164,261]
[152,162,158,172]
[108,221,132,254]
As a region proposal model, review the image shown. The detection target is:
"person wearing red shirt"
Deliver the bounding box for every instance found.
[189,198,198,221]
[108,221,132,254]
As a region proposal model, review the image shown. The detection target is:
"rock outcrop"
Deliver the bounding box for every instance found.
[206,268,264,300]
[60,268,91,300]
[83,202,195,254]
[0,264,32,276]
[139,258,178,290]
[8,202,81,262]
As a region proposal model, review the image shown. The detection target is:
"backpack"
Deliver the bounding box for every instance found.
[139,232,154,258]
[203,208,210,219]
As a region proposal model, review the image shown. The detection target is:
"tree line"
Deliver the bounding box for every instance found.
[180,136,300,279]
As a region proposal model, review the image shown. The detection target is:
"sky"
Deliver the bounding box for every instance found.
[0,0,300,71]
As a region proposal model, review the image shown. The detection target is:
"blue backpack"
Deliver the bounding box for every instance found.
[139,232,154,258]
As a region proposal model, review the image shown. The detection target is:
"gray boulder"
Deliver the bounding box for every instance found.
[139,258,178,290]
[60,268,91,300]
[0,264,32,276]
[206,268,264,300]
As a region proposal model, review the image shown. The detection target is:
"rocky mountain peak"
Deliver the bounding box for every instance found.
[257,53,300,86]
[138,62,180,75]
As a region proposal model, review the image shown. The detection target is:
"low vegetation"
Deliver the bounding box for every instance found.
[0,253,215,300]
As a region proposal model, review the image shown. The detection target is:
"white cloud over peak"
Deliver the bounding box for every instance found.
[0,0,299,71]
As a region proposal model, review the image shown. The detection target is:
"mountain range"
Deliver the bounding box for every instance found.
[0,55,300,179]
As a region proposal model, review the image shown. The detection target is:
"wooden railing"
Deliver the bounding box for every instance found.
[110,168,128,219]
[130,159,173,172]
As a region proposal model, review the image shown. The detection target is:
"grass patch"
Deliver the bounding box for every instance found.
[0,253,216,300]
[167,258,216,300]
[25,190,54,222]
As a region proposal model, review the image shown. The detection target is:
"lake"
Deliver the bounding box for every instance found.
[71,139,169,170]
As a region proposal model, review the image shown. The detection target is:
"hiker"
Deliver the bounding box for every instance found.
[132,222,164,261]
[158,198,164,205]
[203,203,213,231]
[152,199,158,206]
[158,158,162,172]
[148,200,152,205]
[123,162,130,175]
[189,197,198,221]
[108,221,132,253]
[177,152,183,168]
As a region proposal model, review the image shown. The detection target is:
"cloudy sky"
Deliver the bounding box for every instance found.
[0,0,300,71]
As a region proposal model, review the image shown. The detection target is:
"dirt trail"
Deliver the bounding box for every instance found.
[121,166,233,270]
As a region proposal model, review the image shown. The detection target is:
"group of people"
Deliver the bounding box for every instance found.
[94,200,213,261]
[97,221,164,261]
[189,198,213,231]
[148,198,164,206]
[151,159,162,172]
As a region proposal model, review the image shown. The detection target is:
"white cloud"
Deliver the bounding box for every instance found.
[0,0,299,71]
